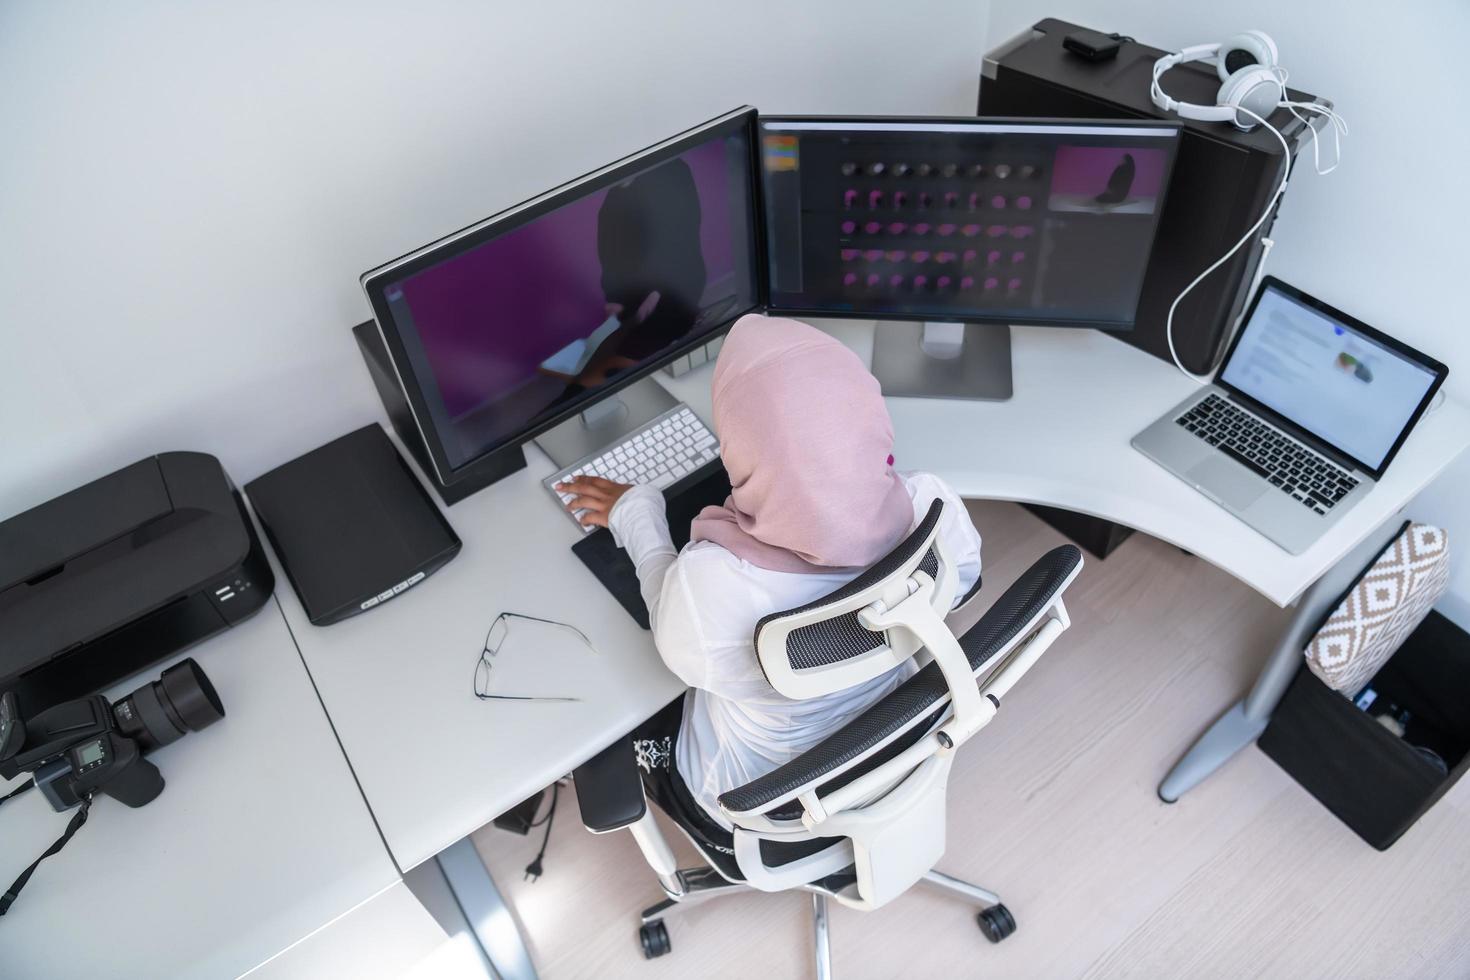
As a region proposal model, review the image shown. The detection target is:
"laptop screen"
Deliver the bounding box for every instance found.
[1218,281,1441,474]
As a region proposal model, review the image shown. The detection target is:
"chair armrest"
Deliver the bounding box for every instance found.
[572,735,647,833]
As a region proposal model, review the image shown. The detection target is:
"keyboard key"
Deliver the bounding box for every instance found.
[1219,444,1269,479]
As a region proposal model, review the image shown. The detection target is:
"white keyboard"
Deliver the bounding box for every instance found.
[545,404,720,533]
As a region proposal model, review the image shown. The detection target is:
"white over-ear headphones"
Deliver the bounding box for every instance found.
[1149,30,1349,383]
[1151,30,1285,131]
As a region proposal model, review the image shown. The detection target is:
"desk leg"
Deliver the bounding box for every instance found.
[436,837,539,980]
[1158,515,1404,803]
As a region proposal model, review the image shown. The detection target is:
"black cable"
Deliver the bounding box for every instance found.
[0,778,35,807]
[0,793,93,916]
[523,783,559,882]
[527,783,561,828]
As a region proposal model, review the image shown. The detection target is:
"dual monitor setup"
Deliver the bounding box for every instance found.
[359,106,1181,511]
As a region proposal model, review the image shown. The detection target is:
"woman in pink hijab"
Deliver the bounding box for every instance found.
[557,314,982,832]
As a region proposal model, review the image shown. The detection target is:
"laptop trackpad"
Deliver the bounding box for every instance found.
[1188,456,1267,510]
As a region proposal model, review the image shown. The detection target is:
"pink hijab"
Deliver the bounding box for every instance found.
[689,314,914,574]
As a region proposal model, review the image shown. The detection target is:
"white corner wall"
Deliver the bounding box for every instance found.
[6,2,1466,624]
[0,0,986,511]
[987,1,1470,626]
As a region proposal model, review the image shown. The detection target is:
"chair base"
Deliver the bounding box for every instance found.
[635,863,1013,975]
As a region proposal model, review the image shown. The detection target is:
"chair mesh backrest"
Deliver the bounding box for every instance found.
[722,544,1083,816]
[753,500,947,683]
[785,546,941,670]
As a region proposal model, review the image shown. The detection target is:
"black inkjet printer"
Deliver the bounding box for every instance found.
[0,453,273,714]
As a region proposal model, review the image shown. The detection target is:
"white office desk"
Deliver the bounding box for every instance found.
[269,317,1467,976]
[670,320,1469,805]
[662,321,1470,609]
[0,605,405,979]
[260,457,686,875]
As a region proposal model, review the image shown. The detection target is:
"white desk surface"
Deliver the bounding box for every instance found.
[257,456,686,873]
[664,321,1470,609]
[272,317,1468,876]
[0,605,400,980]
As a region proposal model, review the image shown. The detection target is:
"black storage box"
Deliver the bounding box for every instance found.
[1022,503,1134,560]
[1258,611,1470,850]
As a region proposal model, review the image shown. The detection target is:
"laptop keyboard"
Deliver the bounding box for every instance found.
[1176,394,1359,515]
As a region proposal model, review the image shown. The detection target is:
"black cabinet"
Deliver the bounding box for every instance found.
[979,18,1327,374]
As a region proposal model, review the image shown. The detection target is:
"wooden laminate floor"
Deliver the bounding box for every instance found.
[472,501,1470,979]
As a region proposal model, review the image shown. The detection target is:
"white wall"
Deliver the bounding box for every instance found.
[986,1,1470,626]
[6,2,1466,623]
[0,0,986,512]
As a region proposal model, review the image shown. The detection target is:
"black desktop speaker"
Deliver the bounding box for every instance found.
[246,424,461,625]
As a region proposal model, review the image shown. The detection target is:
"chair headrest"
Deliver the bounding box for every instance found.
[752,499,959,700]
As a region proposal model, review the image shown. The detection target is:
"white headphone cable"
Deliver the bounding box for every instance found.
[1164,105,1291,383]
[1283,101,1348,175]
[1272,67,1349,176]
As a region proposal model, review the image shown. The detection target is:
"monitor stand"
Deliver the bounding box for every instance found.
[533,378,680,469]
[870,321,1013,401]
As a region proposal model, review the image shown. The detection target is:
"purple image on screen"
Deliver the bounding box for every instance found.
[395,138,738,420]
[1047,146,1169,215]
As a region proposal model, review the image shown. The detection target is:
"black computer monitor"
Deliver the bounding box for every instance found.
[361,107,762,490]
[759,117,1181,399]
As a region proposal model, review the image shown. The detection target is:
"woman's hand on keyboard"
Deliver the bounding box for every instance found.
[555,475,634,528]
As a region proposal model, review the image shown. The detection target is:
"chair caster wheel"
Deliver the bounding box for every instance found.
[978,904,1016,943]
[639,920,672,959]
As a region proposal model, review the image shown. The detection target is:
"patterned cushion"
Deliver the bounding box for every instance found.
[1305,522,1450,695]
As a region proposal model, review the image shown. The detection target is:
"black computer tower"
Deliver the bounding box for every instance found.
[979,18,1329,373]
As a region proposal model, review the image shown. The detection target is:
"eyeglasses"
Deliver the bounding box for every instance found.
[473,612,593,703]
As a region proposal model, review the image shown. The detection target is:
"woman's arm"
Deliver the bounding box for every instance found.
[606,485,678,630]
[556,476,708,688]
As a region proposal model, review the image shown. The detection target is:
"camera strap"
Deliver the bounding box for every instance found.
[0,792,92,916]
[0,778,35,804]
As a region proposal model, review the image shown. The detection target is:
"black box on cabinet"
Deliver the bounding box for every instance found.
[1022,504,1133,559]
[1257,611,1470,850]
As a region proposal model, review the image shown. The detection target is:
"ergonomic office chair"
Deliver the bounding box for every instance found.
[574,500,1083,977]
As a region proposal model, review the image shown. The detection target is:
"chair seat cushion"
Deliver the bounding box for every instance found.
[642,740,843,881]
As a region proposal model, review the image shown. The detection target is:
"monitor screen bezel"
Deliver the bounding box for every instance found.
[756,115,1182,330]
[1213,275,1449,479]
[361,106,766,488]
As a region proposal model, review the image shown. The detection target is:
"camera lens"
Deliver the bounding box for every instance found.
[113,658,225,752]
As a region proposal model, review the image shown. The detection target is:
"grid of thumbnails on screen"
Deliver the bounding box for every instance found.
[759,119,1180,327]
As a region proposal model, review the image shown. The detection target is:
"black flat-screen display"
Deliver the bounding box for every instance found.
[362,108,762,483]
[759,117,1180,328]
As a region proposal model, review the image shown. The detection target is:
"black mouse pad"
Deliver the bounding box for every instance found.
[572,462,732,629]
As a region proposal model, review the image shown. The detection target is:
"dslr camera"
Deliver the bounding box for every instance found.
[0,658,224,812]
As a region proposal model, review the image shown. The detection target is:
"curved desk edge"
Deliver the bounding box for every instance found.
[654,320,1470,608]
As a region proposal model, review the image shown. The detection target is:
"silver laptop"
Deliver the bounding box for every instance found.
[1133,276,1447,555]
